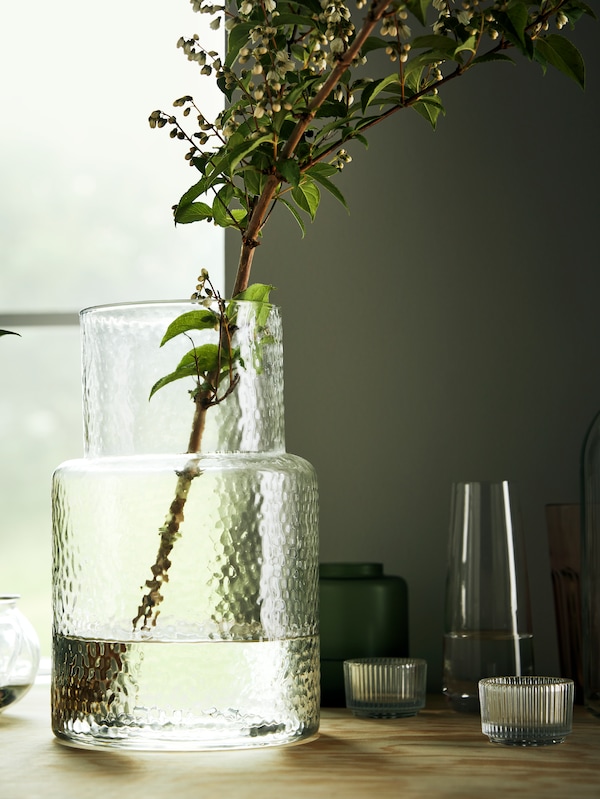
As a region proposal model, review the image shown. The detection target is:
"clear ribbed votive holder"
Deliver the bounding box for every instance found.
[343,657,427,718]
[479,676,574,746]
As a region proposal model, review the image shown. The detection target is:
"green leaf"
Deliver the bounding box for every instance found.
[352,114,386,133]
[361,74,400,112]
[212,183,236,228]
[280,197,307,237]
[535,35,585,89]
[494,5,533,57]
[286,0,323,14]
[174,201,214,224]
[411,35,457,53]
[311,115,353,147]
[360,37,390,56]
[405,0,431,26]
[454,35,477,56]
[177,177,213,210]
[279,158,301,187]
[306,165,348,211]
[0,329,20,338]
[230,208,248,226]
[506,1,529,49]
[160,310,219,346]
[225,22,253,67]
[233,283,275,303]
[176,135,274,224]
[412,95,445,129]
[242,166,268,197]
[182,135,271,197]
[232,283,275,329]
[562,1,596,23]
[351,132,369,148]
[292,178,320,220]
[215,134,274,179]
[149,344,222,399]
[405,50,457,73]
[269,12,317,28]
[472,52,515,66]
[305,162,338,178]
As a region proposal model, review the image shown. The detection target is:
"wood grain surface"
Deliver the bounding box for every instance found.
[1,683,598,799]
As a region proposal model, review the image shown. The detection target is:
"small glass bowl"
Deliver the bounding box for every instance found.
[479,676,574,746]
[343,657,427,718]
[0,595,40,712]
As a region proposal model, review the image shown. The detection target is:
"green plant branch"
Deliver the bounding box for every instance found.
[136,0,592,630]
[132,462,201,630]
[231,0,397,296]
[132,275,242,630]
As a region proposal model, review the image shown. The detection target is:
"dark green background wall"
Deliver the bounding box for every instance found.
[226,21,600,690]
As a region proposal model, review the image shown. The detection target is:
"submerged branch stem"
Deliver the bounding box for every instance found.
[132,300,232,630]
[131,459,201,630]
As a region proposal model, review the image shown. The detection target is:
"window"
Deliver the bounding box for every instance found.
[1,2,224,656]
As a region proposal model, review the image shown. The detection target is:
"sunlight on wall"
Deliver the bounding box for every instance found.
[0,1,224,309]
[0,1,224,655]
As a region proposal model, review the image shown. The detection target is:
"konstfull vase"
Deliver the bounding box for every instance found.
[443,480,534,713]
[51,299,320,750]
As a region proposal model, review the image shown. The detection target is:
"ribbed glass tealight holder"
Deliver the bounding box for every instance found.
[479,676,574,746]
[343,657,427,718]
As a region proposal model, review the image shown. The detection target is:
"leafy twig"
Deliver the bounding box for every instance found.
[132,276,273,630]
[148,0,591,298]
[132,273,238,630]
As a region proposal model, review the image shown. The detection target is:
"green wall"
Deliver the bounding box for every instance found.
[226,22,600,690]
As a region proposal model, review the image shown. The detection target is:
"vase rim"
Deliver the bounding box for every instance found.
[80,298,276,317]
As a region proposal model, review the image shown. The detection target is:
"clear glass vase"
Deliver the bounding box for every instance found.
[51,300,320,750]
[0,595,40,711]
[443,481,534,713]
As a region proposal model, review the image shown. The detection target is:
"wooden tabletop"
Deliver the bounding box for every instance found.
[2,682,599,798]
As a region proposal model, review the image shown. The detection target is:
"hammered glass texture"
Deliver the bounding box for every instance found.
[52,454,319,641]
[479,676,574,746]
[343,658,427,718]
[80,300,286,456]
[52,301,320,750]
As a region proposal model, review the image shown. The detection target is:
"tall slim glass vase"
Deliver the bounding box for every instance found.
[443,480,534,713]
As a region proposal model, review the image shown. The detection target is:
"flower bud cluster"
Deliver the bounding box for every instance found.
[320,0,355,62]
[332,148,352,169]
[147,0,585,226]
[176,36,224,78]
[190,1,225,14]
[380,14,410,41]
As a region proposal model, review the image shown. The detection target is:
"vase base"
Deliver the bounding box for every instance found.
[53,723,319,752]
[51,633,320,751]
